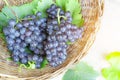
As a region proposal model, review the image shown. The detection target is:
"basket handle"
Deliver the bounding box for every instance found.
[99,0,104,17]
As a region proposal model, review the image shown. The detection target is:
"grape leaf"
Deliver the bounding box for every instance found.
[102,52,120,80]
[72,14,84,27]
[65,0,84,27]
[0,26,5,43]
[66,0,81,16]
[66,41,72,45]
[41,58,48,68]
[63,62,99,80]
[0,13,9,26]
[6,57,12,61]
[0,0,39,26]
[56,0,68,11]
[25,47,33,54]
[35,0,54,17]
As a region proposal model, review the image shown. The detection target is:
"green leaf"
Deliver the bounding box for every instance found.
[56,0,68,11]
[65,0,83,27]
[66,0,81,15]
[72,14,84,27]
[0,13,9,26]
[25,47,33,54]
[63,62,99,80]
[102,68,120,80]
[0,0,39,26]
[36,0,53,17]
[6,57,12,61]
[66,41,72,45]
[106,52,120,69]
[102,52,120,80]
[0,26,6,44]
[41,58,48,68]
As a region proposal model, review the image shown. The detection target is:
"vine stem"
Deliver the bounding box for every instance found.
[57,8,61,24]
[57,8,67,25]
[3,0,19,21]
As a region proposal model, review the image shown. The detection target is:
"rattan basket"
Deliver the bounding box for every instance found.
[0,0,104,80]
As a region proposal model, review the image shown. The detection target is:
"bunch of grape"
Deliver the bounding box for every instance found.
[45,4,84,67]
[3,12,47,68]
[3,4,84,68]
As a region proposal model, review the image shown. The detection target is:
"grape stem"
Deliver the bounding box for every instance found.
[20,18,33,21]
[3,0,19,22]
[57,8,67,25]
[57,8,61,24]
[18,64,27,72]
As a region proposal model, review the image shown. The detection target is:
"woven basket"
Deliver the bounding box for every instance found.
[0,0,104,80]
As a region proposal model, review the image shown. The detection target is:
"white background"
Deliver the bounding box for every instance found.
[51,0,120,80]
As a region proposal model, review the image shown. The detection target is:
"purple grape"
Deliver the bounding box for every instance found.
[21,57,28,64]
[13,55,19,62]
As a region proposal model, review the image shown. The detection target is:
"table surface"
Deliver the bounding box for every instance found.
[51,0,120,80]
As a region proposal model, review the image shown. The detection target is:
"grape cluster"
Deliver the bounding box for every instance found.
[45,4,83,67]
[3,12,46,68]
[3,4,84,68]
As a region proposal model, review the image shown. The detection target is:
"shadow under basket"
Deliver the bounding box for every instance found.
[0,0,104,80]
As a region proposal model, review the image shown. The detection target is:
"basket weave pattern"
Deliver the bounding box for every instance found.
[0,0,104,80]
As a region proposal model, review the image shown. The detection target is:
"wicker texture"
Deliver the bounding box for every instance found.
[0,0,104,80]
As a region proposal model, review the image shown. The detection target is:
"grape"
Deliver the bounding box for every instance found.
[7,38,15,45]
[34,49,40,54]
[34,30,40,36]
[23,21,29,27]
[13,55,19,62]
[9,34,15,39]
[30,41,38,48]
[20,28,26,35]
[16,38,22,43]
[25,31,32,37]
[29,20,34,26]
[14,31,20,37]
[25,37,32,43]
[37,57,43,63]
[33,55,39,61]
[13,50,20,56]
[8,19,16,27]
[16,23,23,29]
[14,44,20,50]
[7,45,13,51]
[20,35,25,40]
[19,53,26,58]
[36,12,42,17]
[31,15,36,19]
[3,27,9,35]
[29,26,35,31]
[37,36,43,42]
[9,28,15,34]
[35,20,41,26]
[37,44,43,49]
[27,55,33,61]
[35,62,41,68]
[21,57,28,64]
[21,42,27,47]
[19,48,25,52]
